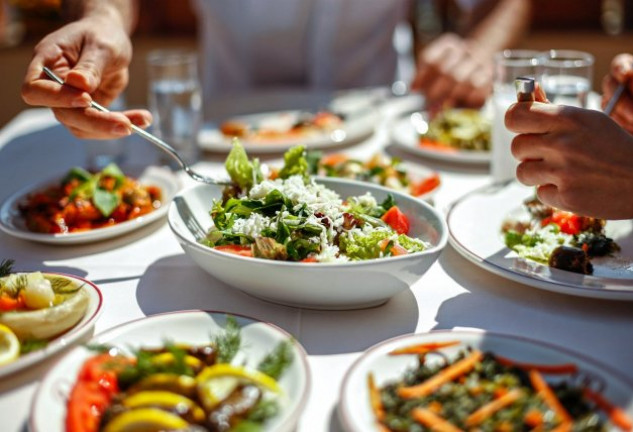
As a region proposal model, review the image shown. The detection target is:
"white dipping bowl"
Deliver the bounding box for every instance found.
[168,177,447,310]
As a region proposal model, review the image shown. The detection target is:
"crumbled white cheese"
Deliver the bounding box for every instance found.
[231,213,272,238]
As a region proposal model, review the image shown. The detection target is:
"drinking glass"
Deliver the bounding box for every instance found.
[539,50,594,108]
[491,50,540,183]
[147,50,202,168]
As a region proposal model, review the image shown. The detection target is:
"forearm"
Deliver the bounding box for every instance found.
[62,0,137,34]
[467,0,531,54]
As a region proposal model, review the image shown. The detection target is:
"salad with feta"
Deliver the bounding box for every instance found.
[202,143,429,262]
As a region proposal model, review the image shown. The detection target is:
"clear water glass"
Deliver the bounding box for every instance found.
[539,50,594,108]
[147,50,202,168]
[491,50,540,183]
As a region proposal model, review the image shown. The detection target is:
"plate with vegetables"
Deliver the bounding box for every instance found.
[0,261,102,377]
[447,181,633,300]
[391,109,491,164]
[30,310,309,432]
[0,164,179,245]
[340,330,633,432]
[168,143,447,309]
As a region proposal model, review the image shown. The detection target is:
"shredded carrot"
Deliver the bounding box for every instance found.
[495,355,578,375]
[524,409,544,428]
[411,407,464,432]
[529,369,573,424]
[389,341,460,356]
[465,388,523,427]
[583,388,633,432]
[321,153,349,166]
[368,373,385,422]
[398,350,483,399]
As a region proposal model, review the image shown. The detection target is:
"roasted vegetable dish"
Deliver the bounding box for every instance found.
[202,143,429,262]
[418,108,491,152]
[65,317,294,432]
[502,197,619,275]
[19,164,162,234]
[369,341,632,431]
[309,153,440,198]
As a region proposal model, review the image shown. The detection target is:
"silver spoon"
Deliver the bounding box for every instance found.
[42,67,231,186]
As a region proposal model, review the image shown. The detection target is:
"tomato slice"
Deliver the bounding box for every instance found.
[214,245,254,257]
[381,206,410,235]
[410,173,440,197]
[541,211,581,235]
[321,153,349,167]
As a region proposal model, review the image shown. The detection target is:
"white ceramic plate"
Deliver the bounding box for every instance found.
[0,166,180,245]
[391,113,491,164]
[340,330,633,432]
[448,181,633,300]
[30,310,310,432]
[168,178,447,310]
[0,272,102,378]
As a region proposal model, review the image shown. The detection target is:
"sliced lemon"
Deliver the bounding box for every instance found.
[102,407,189,432]
[0,324,20,366]
[122,391,205,423]
[129,373,197,398]
[151,352,202,370]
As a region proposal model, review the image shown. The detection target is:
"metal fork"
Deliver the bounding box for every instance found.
[43,67,231,186]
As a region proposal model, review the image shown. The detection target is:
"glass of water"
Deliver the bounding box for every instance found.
[539,50,594,108]
[147,50,202,168]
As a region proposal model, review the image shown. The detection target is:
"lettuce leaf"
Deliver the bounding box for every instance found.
[278,145,309,180]
[225,140,256,190]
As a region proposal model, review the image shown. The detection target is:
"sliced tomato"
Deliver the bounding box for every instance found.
[214,244,254,257]
[300,256,318,263]
[410,173,440,197]
[418,138,458,153]
[0,293,24,311]
[541,211,582,235]
[381,206,410,235]
[379,239,408,256]
[321,153,349,167]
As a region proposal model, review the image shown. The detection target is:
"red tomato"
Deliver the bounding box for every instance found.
[214,244,254,257]
[410,173,440,197]
[541,211,581,235]
[381,206,410,235]
[300,256,318,263]
[379,239,408,256]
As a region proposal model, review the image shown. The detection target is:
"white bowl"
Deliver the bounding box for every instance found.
[168,177,447,310]
[30,310,310,432]
[339,330,633,432]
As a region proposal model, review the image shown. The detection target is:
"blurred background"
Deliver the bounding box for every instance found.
[0,0,631,128]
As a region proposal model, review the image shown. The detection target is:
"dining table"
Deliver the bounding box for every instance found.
[0,93,632,432]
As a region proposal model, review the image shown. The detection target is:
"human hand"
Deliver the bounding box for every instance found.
[411,33,493,113]
[506,88,633,219]
[601,53,633,134]
[21,16,151,139]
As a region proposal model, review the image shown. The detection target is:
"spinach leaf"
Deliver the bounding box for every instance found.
[93,187,120,217]
[100,163,125,188]
[62,167,92,184]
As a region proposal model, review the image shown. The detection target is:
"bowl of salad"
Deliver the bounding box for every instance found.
[168,143,447,310]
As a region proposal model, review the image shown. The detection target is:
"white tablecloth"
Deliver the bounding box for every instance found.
[0,103,632,432]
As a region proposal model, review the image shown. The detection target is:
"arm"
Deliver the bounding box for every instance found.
[21,0,151,139]
[412,0,531,110]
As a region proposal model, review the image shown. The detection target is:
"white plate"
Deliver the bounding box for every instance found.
[30,310,310,432]
[448,181,633,300]
[0,166,180,245]
[340,330,633,432]
[391,113,491,164]
[0,272,102,378]
[168,178,447,310]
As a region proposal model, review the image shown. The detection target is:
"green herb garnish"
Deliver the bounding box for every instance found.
[257,340,294,380]
[0,259,14,278]
[215,315,241,364]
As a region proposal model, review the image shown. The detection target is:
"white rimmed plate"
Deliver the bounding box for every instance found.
[391,112,491,164]
[168,178,447,310]
[0,166,180,245]
[339,330,633,432]
[29,310,310,432]
[0,272,102,378]
[448,181,633,300]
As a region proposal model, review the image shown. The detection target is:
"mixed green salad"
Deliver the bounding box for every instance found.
[201,143,429,262]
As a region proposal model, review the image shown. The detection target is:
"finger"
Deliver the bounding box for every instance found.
[534,82,548,103]
[536,184,564,210]
[53,107,132,138]
[611,110,633,134]
[65,41,111,93]
[611,53,633,84]
[505,102,568,134]
[425,74,456,107]
[515,159,561,187]
[121,109,153,128]
[511,133,548,162]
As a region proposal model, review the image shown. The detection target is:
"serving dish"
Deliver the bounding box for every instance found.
[340,330,633,431]
[168,177,447,309]
[0,272,102,378]
[30,310,310,432]
[448,181,633,300]
[0,165,179,245]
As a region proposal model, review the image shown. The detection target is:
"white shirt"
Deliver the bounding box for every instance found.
[191,0,409,103]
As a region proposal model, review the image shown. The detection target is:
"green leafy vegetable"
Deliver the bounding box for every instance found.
[247,399,281,422]
[226,140,256,190]
[0,259,14,278]
[257,340,294,380]
[62,167,92,184]
[20,339,48,355]
[278,145,309,180]
[93,187,120,217]
[215,315,241,364]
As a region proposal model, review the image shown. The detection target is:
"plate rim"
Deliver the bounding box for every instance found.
[447,180,633,300]
[0,165,179,245]
[339,328,633,431]
[28,308,311,432]
[0,271,103,378]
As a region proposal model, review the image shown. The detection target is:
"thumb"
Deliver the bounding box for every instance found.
[535,82,549,103]
[65,45,107,93]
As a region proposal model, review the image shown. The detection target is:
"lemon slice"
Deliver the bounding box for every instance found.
[0,324,20,366]
[151,352,202,370]
[122,391,205,423]
[102,408,189,432]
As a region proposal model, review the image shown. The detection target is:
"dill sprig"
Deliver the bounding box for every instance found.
[257,340,294,380]
[20,339,48,355]
[0,259,14,278]
[214,315,241,364]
